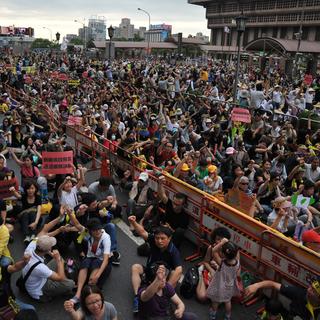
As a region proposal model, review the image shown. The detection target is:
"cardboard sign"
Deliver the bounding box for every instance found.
[0,178,19,200]
[67,116,82,126]
[41,151,74,175]
[226,188,255,214]
[68,80,80,87]
[231,108,251,123]
[58,73,68,81]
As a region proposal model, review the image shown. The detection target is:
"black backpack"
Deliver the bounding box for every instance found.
[179,266,199,299]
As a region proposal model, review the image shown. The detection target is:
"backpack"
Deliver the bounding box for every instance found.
[179,266,199,299]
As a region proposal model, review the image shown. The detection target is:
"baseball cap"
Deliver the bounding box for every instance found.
[302,230,320,244]
[36,235,57,252]
[181,163,190,172]
[208,165,217,173]
[139,172,149,182]
[226,147,236,155]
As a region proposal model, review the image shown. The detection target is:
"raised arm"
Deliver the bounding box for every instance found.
[9,148,24,166]
[128,215,148,240]
[158,175,168,204]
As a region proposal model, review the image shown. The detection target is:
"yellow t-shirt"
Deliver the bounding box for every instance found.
[0,103,9,113]
[0,224,10,258]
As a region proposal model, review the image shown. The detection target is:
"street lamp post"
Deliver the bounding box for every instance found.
[42,27,52,42]
[75,19,86,51]
[233,12,247,104]
[108,25,115,61]
[138,7,151,56]
[55,32,60,44]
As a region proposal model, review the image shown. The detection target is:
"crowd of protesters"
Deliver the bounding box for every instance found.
[0,50,319,319]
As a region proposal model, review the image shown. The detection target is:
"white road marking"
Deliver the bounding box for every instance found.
[115,219,145,246]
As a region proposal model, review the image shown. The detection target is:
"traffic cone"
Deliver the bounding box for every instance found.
[101,156,110,177]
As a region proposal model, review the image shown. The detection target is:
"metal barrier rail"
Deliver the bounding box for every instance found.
[65,123,320,288]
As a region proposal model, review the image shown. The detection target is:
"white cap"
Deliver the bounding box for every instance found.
[139,172,149,182]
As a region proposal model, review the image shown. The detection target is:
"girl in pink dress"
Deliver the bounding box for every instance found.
[206,239,241,320]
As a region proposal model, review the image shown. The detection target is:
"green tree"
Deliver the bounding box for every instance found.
[31,38,52,49]
[69,37,84,45]
[133,34,144,42]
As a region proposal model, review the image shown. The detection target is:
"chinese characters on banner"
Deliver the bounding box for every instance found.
[231,108,251,123]
[0,177,19,199]
[67,116,83,126]
[261,247,318,286]
[41,151,74,175]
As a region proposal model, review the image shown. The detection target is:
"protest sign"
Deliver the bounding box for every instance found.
[231,108,251,123]
[67,116,82,126]
[0,178,19,200]
[68,79,80,87]
[41,151,74,175]
[226,188,255,215]
[58,73,68,81]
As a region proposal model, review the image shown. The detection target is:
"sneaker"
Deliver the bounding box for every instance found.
[111,251,121,265]
[24,235,31,243]
[209,309,216,320]
[69,296,80,305]
[132,295,139,313]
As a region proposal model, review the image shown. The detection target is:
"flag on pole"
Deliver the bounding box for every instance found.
[224,26,230,33]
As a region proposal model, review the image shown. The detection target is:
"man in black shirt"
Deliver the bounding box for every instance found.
[158,176,189,249]
[245,277,320,320]
[129,217,183,314]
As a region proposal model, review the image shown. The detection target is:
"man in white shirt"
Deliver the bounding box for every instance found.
[23,235,75,302]
[305,88,315,110]
[304,157,320,184]
[272,85,282,109]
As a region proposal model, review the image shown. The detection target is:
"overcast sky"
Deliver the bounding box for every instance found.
[0,0,208,40]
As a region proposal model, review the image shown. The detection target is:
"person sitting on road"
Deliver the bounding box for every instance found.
[64,284,117,320]
[76,192,120,265]
[58,167,86,210]
[0,252,35,312]
[88,176,121,218]
[244,275,320,320]
[127,171,156,221]
[157,175,189,249]
[138,263,198,320]
[129,216,183,314]
[0,216,12,268]
[69,219,112,305]
[22,235,75,302]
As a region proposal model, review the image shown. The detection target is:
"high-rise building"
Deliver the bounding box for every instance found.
[188,0,320,47]
[118,18,135,39]
[145,24,172,42]
[88,16,106,41]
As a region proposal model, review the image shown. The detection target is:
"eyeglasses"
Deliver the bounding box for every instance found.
[86,299,102,307]
[240,182,249,185]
